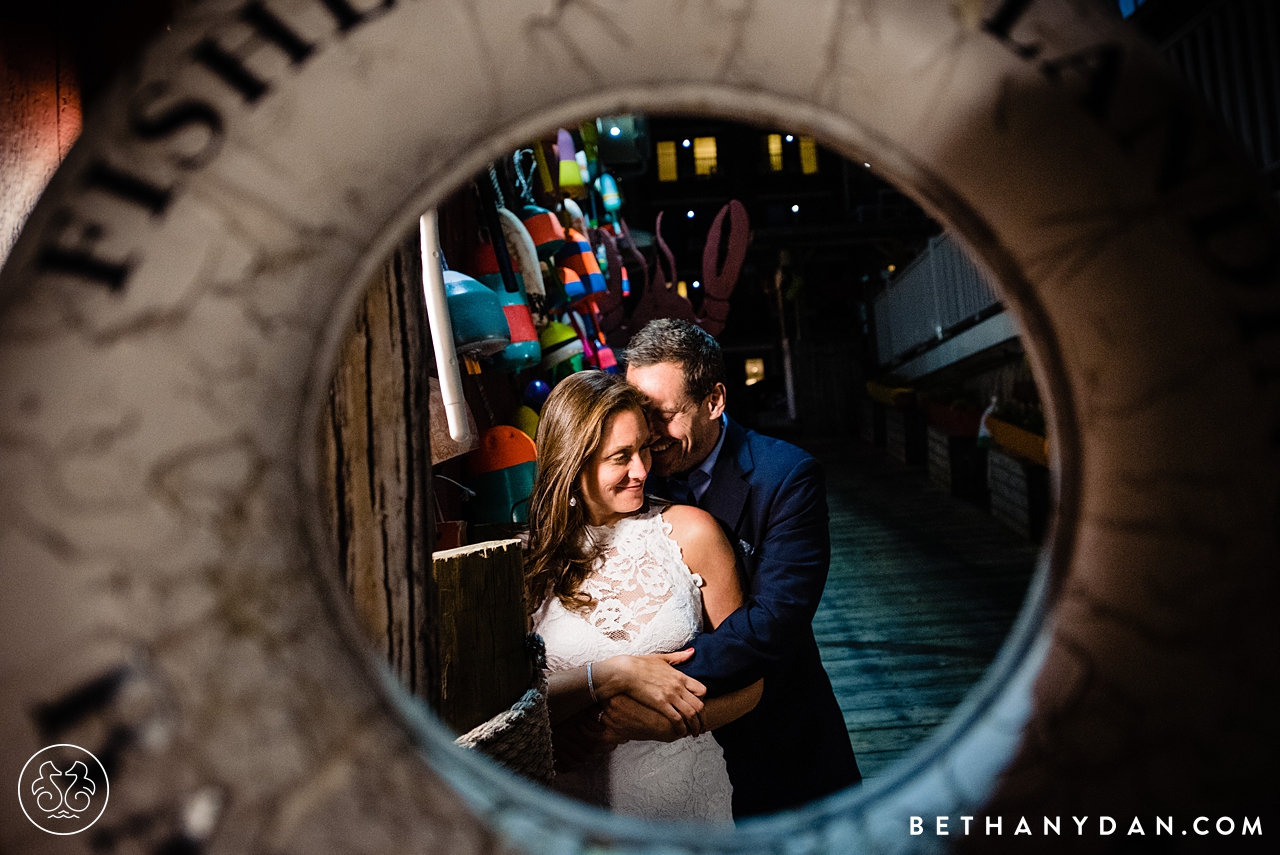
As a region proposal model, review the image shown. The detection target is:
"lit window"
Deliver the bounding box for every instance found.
[656,140,678,182]
[693,136,718,176]
[767,134,783,171]
[799,135,819,174]
[744,358,765,386]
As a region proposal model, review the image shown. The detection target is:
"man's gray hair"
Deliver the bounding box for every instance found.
[624,319,725,403]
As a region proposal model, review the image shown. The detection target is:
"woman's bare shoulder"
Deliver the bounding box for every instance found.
[659,503,718,537]
[660,505,733,565]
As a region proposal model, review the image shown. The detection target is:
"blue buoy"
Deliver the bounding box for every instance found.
[523,379,552,413]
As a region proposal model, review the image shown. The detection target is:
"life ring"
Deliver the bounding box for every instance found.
[2,0,1276,852]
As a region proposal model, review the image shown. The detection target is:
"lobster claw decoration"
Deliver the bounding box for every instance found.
[591,202,749,346]
[699,199,749,337]
[627,209,700,334]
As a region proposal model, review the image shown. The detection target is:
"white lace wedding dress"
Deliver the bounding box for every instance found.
[532,505,734,823]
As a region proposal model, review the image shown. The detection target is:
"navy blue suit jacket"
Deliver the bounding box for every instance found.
[649,417,860,817]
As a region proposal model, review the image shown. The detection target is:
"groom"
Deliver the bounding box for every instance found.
[604,318,861,817]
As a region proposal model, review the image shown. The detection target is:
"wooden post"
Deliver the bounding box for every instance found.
[320,218,532,734]
[429,540,531,734]
[1,10,82,265]
[319,232,438,705]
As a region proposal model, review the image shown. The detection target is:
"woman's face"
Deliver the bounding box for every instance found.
[578,408,651,527]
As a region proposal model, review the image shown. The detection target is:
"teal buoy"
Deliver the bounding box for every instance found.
[444,270,509,357]
[464,427,538,525]
[473,270,541,372]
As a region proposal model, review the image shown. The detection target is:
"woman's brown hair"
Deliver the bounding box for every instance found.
[524,370,649,614]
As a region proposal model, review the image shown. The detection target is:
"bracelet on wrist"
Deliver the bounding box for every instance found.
[587,661,599,704]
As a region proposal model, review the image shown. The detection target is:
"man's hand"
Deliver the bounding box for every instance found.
[601,693,705,743]
[596,649,706,728]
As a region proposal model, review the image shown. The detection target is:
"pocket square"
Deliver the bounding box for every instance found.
[738,539,756,557]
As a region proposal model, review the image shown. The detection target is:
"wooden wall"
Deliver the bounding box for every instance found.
[0,10,81,266]
[1,1,183,266]
[319,233,440,706]
[317,214,534,731]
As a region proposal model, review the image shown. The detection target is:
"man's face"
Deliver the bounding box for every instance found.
[625,361,725,478]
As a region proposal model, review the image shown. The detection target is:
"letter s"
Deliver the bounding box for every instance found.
[128,82,225,169]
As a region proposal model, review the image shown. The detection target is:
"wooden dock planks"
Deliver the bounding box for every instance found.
[808,441,1038,780]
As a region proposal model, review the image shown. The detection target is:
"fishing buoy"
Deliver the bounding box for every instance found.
[467,242,540,372]
[565,310,598,370]
[520,204,566,260]
[513,404,540,441]
[444,270,509,358]
[561,197,588,236]
[538,320,585,384]
[595,342,618,374]
[497,207,545,298]
[595,173,621,212]
[557,266,585,305]
[555,228,607,304]
[522,379,552,413]
[463,426,537,525]
[556,128,583,193]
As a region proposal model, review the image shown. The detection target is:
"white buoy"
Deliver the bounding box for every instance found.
[420,210,471,443]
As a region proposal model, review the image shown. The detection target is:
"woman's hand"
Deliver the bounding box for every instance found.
[601,693,703,742]
[594,648,705,728]
[547,649,703,725]
[551,706,624,773]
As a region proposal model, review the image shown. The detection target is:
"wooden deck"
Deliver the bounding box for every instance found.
[806,440,1040,780]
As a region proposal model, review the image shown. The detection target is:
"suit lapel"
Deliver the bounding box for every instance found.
[702,417,753,538]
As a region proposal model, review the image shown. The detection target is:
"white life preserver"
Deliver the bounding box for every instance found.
[1,0,1275,852]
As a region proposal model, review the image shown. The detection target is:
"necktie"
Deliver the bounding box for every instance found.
[668,476,695,506]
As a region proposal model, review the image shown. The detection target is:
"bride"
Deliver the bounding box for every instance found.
[525,371,763,822]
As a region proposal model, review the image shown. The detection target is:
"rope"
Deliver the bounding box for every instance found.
[513,148,538,204]
[453,634,554,784]
[487,164,506,210]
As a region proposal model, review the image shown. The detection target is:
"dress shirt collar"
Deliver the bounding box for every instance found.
[684,413,727,504]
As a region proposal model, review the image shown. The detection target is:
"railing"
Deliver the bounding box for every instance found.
[873,0,1277,371]
[873,232,1001,366]
[1158,0,1280,186]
